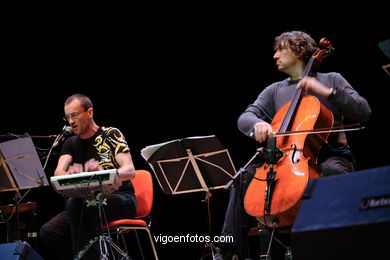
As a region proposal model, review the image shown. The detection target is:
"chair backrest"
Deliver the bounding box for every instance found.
[131,170,154,218]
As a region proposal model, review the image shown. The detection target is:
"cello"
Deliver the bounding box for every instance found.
[243,38,334,227]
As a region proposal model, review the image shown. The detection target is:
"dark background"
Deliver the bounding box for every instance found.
[1,8,389,259]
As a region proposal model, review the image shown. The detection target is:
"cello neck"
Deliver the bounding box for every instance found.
[279,87,303,133]
[278,39,334,133]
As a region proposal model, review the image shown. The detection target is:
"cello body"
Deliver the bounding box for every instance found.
[244,95,333,227]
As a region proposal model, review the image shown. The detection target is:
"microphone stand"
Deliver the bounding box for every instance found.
[224,148,263,191]
[262,137,283,213]
[257,137,283,260]
[224,135,284,260]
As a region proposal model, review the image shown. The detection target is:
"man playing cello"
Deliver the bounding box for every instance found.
[215,30,371,260]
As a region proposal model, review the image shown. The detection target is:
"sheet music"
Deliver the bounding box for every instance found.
[0,137,48,191]
[141,135,216,161]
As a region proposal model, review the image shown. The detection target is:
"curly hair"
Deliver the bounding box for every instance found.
[274,31,319,64]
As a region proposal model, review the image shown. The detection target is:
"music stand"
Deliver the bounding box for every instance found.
[0,137,48,241]
[141,135,236,260]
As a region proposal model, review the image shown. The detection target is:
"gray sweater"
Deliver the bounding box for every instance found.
[237,72,371,155]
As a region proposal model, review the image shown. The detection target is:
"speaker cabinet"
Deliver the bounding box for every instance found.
[291,166,390,260]
[0,242,43,260]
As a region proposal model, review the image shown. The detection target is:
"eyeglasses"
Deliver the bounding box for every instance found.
[63,111,87,122]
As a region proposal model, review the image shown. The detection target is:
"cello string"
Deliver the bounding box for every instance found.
[278,53,316,133]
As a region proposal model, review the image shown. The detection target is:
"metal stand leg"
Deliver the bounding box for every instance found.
[259,225,293,260]
[200,191,220,260]
[201,243,219,260]
[259,225,276,260]
[75,235,130,260]
[75,193,131,260]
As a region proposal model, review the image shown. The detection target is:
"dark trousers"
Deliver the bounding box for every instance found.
[39,193,136,260]
[39,211,73,260]
[220,156,355,258]
[220,164,258,258]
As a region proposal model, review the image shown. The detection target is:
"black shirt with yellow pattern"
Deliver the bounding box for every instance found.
[61,126,134,194]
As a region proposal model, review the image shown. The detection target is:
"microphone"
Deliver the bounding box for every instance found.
[52,126,73,148]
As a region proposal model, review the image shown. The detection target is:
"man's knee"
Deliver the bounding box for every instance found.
[321,156,355,177]
[39,223,50,244]
[39,222,61,248]
[66,198,84,219]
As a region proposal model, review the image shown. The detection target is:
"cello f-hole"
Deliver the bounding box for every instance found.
[291,144,300,164]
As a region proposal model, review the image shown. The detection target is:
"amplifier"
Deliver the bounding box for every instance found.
[291,165,390,260]
[0,241,43,260]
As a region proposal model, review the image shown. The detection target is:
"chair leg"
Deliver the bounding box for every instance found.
[144,228,159,260]
[115,226,123,259]
[134,230,146,260]
[120,233,130,256]
[119,227,159,260]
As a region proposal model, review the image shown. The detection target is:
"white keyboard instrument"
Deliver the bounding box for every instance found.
[50,169,119,197]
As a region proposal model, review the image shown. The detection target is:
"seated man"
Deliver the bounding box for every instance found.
[39,93,137,259]
[216,30,371,260]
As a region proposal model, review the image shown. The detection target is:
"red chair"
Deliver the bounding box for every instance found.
[103,169,158,259]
